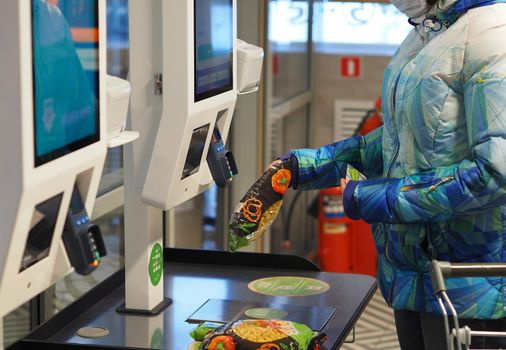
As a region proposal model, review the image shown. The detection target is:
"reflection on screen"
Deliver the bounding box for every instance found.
[194,0,233,101]
[33,0,100,166]
[182,124,211,179]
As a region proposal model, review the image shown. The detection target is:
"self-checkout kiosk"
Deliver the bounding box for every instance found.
[0,1,137,348]
[0,0,107,344]
[122,0,249,316]
[122,0,263,315]
[142,0,238,210]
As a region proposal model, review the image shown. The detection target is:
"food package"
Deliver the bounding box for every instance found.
[190,319,327,350]
[228,160,292,252]
[191,322,225,342]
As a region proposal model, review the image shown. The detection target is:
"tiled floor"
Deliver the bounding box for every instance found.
[342,289,401,350]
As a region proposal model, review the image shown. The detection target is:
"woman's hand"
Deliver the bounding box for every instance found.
[266,159,282,171]
[341,178,350,192]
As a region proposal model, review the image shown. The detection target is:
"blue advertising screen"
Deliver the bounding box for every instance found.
[32,0,100,166]
[194,0,233,102]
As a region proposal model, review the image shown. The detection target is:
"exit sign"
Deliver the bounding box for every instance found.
[340,56,362,78]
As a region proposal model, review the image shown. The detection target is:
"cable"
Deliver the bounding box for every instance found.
[282,190,304,248]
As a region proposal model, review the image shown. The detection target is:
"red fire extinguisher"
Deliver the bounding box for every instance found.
[318,98,382,276]
[318,187,353,273]
[318,187,377,276]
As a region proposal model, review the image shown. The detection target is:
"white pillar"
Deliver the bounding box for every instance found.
[123,0,166,312]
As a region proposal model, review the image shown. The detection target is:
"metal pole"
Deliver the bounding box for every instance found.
[471,331,506,338]
[441,263,506,277]
[0,316,3,350]
[442,291,462,350]
[438,296,453,350]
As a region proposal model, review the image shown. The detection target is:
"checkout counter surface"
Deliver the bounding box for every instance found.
[15,248,377,350]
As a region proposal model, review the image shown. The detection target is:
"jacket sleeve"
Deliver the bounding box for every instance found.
[285,126,383,190]
[344,19,506,224]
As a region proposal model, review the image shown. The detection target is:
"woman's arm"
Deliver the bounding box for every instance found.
[285,126,383,190]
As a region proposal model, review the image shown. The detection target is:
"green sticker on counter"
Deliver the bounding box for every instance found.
[150,328,163,349]
[245,308,288,319]
[148,243,163,286]
[248,276,330,297]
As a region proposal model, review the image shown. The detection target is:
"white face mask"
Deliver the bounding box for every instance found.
[390,0,428,18]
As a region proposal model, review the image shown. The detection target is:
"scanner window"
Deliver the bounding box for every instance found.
[181,124,211,180]
[20,193,63,273]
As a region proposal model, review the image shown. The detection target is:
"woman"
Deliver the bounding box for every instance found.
[231,0,506,348]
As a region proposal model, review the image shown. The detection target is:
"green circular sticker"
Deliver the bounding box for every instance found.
[245,308,288,319]
[150,328,163,349]
[148,243,163,286]
[248,276,330,297]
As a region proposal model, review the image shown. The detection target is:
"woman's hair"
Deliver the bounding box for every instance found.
[427,0,438,5]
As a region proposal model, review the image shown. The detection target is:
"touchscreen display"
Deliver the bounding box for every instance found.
[194,0,233,102]
[32,0,100,166]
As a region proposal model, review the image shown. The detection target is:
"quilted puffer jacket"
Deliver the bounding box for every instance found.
[287,0,506,318]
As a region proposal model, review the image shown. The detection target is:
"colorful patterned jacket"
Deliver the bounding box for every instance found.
[286,0,506,318]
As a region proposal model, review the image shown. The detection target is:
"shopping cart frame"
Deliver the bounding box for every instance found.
[430,260,506,350]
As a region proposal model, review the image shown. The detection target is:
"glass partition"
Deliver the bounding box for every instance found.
[97,0,129,195]
[268,0,311,105]
[269,106,317,257]
[3,303,30,348]
[54,207,124,312]
[313,1,411,56]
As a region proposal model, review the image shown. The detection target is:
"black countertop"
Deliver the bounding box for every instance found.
[17,249,377,350]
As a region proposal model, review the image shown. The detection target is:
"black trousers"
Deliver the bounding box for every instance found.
[394,310,506,350]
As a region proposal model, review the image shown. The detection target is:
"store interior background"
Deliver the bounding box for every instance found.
[4,1,410,349]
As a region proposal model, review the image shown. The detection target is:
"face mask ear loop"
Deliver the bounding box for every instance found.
[422,17,443,32]
[408,17,421,26]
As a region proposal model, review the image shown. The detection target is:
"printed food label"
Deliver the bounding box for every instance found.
[248,276,330,297]
[245,308,289,319]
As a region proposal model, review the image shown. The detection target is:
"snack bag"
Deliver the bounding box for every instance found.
[190,319,327,350]
[228,159,293,252]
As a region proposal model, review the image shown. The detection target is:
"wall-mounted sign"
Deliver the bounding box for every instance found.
[340,56,362,78]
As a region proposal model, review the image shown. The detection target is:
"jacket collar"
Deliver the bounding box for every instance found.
[409,0,506,29]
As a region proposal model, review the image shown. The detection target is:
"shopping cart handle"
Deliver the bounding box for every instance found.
[431,260,506,294]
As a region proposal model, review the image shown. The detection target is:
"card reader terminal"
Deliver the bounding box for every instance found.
[207,126,238,188]
[62,186,107,275]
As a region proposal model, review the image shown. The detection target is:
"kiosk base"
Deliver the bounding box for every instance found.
[116,297,172,316]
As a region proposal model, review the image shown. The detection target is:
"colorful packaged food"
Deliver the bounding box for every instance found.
[190,319,327,350]
[191,322,226,342]
[228,160,293,252]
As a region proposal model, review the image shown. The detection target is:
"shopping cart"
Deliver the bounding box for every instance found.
[430,260,506,350]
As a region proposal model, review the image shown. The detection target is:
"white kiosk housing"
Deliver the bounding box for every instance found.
[142,0,238,210]
[0,0,107,322]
